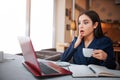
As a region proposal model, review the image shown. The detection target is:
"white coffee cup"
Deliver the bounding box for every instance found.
[83,48,94,57]
[0,51,4,62]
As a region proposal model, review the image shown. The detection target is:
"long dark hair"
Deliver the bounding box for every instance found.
[78,10,104,38]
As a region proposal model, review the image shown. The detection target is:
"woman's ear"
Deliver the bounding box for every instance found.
[93,22,98,29]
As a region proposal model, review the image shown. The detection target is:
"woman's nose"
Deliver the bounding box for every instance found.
[79,24,83,28]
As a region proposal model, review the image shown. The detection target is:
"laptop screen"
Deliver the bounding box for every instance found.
[18,37,41,73]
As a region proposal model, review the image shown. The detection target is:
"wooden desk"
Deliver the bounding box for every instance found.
[114,47,120,62]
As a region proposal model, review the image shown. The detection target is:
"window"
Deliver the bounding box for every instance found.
[0,0,26,54]
[0,0,54,54]
[30,0,54,51]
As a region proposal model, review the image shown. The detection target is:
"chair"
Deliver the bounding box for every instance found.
[36,48,62,61]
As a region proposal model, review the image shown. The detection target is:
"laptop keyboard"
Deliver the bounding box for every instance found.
[39,62,59,74]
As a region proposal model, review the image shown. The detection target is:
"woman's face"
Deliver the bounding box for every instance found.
[78,14,97,37]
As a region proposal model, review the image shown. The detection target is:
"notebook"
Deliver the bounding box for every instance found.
[18,36,72,77]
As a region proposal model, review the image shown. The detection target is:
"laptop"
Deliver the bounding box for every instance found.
[18,36,72,77]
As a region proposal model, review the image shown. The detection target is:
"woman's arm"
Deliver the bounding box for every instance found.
[101,42,116,69]
[61,32,83,62]
[93,37,116,69]
[60,38,77,62]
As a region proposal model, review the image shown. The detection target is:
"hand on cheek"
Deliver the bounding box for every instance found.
[92,50,107,61]
[74,32,83,48]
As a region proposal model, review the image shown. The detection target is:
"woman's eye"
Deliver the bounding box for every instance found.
[84,22,88,24]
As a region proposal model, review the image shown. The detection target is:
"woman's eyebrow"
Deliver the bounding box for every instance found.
[79,19,88,22]
[83,19,89,22]
[79,19,90,23]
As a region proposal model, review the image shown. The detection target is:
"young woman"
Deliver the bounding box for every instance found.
[61,10,116,69]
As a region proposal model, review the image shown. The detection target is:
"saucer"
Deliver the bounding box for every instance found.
[56,61,70,67]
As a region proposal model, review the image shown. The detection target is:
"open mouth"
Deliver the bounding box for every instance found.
[80,30,84,34]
